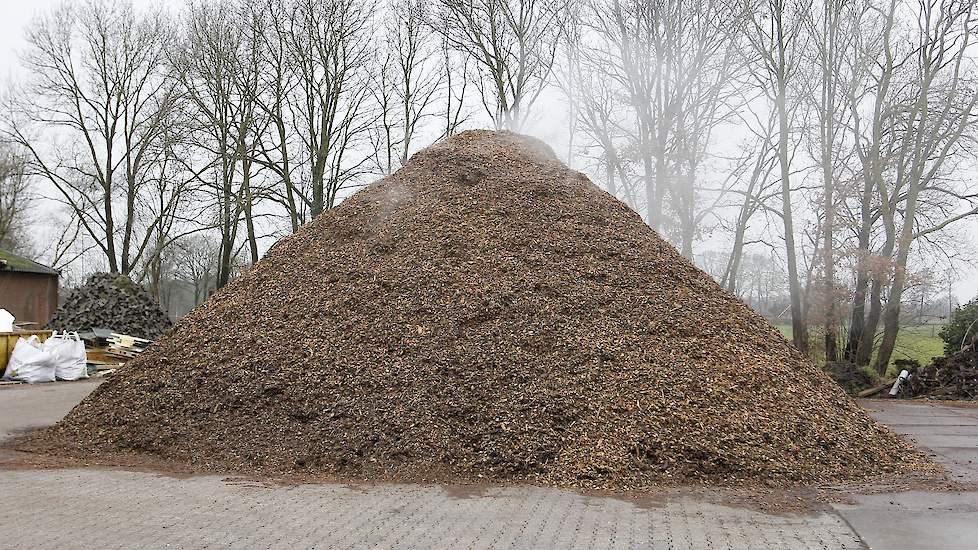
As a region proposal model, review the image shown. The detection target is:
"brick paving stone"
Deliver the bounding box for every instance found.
[0,468,865,549]
[12,384,978,549]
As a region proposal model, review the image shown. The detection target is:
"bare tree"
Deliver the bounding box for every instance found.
[842,0,901,365]
[173,233,228,306]
[583,0,746,255]
[586,0,665,228]
[139,122,213,297]
[829,0,978,371]
[174,0,265,288]
[871,0,978,372]
[720,109,781,293]
[287,0,375,218]
[4,1,184,276]
[0,145,30,252]
[251,0,303,232]
[371,0,443,174]
[575,69,630,201]
[666,1,747,257]
[438,37,473,138]
[743,0,812,352]
[803,0,863,362]
[558,4,634,201]
[433,0,565,130]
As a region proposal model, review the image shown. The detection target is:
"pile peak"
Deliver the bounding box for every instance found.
[25,130,924,488]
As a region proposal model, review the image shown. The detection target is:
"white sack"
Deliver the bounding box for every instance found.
[45,331,89,381]
[2,335,56,383]
[0,309,13,332]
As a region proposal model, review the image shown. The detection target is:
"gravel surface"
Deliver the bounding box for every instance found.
[18,130,930,489]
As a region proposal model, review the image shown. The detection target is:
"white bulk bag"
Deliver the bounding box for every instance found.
[0,308,13,332]
[2,335,56,383]
[45,331,89,381]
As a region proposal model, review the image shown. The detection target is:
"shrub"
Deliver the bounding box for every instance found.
[940,296,978,354]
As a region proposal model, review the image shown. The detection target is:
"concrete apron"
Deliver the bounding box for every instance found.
[832,400,978,550]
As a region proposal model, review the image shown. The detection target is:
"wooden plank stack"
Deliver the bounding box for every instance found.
[106,333,153,359]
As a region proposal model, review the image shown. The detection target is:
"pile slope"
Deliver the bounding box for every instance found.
[46,273,172,339]
[26,131,924,487]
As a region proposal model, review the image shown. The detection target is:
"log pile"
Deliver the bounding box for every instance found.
[908,339,978,400]
[46,273,172,340]
[23,130,928,489]
[823,360,877,395]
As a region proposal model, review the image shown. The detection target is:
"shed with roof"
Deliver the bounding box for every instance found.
[0,249,59,327]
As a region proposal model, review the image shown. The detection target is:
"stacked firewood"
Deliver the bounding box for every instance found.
[46,273,172,340]
[909,338,978,399]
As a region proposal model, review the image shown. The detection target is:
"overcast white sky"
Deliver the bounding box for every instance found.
[0,1,46,79]
[1,0,976,302]
[0,0,167,78]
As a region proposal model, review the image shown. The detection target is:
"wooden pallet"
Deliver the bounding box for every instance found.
[105,333,153,359]
[106,347,141,359]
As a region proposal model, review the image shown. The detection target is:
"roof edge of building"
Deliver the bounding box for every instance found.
[0,249,60,276]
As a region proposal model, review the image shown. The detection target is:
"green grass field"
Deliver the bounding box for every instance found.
[773,323,945,377]
[885,325,946,367]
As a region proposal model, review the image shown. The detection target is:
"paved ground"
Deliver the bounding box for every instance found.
[0,379,103,440]
[1,382,976,549]
[834,401,978,550]
[0,469,863,550]
[860,400,978,483]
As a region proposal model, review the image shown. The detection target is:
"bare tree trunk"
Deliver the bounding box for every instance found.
[0,149,31,251]
[605,146,619,197]
[646,153,659,229]
[725,183,755,294]
[678,169,695,259]
[817,0,841,362]
[772,1,808,353]
[844,179,873,362]
[242,158,260,264]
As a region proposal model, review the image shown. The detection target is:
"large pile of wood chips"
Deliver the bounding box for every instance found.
[25,131,928,488]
